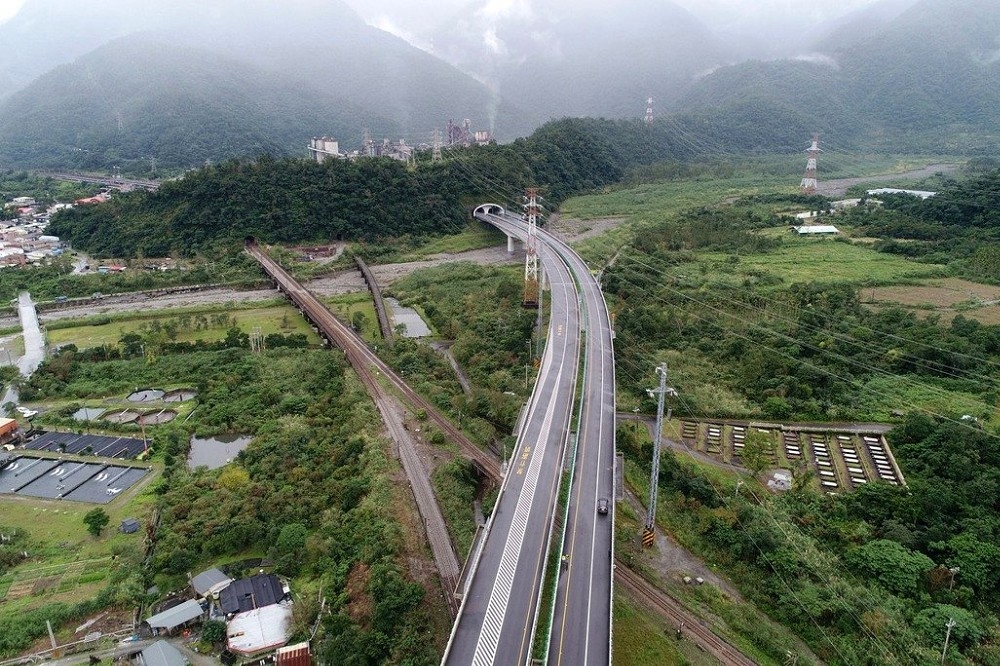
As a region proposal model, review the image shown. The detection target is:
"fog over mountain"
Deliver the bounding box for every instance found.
[0,0,996,170]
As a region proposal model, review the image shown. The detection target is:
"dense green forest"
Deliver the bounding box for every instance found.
[49,117,697,257]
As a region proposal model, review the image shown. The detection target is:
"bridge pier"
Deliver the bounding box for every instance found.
[507,233,516,254]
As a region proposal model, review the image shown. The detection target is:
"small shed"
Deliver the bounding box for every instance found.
[120,518,140,534]
[275,642,311,666]
[767,470,793,491]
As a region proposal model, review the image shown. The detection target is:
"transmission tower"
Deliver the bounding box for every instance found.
[800,133,820,193]
[644,96,654,125]
[432,129,442,162]
[522,187,541,308]
[250,326,264,353]
[643,363,676,547]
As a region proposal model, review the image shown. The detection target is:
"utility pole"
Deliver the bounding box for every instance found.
[522,188,540,308]
[643,363,676,547]
[942,617,956,665]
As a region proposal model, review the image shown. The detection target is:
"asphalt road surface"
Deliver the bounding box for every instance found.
[443,217,581,666]
[542,226,616,666]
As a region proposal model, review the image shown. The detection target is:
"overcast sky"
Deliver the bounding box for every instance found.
[0,0,885,34]
[335,0,885,42]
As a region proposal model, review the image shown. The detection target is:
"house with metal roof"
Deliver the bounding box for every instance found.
[793,225,840,235]
[219,574,287,616]
[191,567,232,598]
[135,640,189,666]
[145,599,205,635]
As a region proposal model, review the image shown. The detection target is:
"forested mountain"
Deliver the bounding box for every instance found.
[47,117,702,257]
[0,36,395,171]
[0,0,526,171]
[672,0,1000,153]
[2,0,999,171]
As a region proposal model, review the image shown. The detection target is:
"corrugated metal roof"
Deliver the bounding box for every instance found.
[795,225,840,234]
[866,188,937,200]
[220,574,285,615]
[191,568,232,596]
[226,604,292,656]
[138,641,189,666]
[275,641,311,666]
[146,599,204,630]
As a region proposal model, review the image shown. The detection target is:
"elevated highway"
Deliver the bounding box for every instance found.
[441,206,616,665]
[443,210,582,665]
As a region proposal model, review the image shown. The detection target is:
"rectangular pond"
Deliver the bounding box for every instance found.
[0,456,150,503]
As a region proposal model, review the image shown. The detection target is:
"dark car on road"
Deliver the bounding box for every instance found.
[597,497,609,515]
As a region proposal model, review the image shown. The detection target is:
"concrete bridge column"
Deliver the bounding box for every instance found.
[507,233,515,254]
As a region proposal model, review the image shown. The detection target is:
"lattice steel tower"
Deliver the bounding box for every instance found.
[800,133,820,193]
[644,97,654,125]
[643,363,676,547]
[523,187,540,308]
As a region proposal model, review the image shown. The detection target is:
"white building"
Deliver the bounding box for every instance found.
[308,137,341,163]
[866,188,937,200]
[793,225,840,235]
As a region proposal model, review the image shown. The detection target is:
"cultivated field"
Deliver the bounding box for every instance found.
[867,277,1000,324]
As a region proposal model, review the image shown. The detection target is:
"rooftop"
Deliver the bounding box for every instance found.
[137,641,189,666]
[219,574,286,615]
[192,568,233,597]
[226,604,292,656]
[146,599,204,630]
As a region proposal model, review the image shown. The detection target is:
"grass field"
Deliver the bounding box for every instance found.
[322,292,381,342]
[613,592,711,666]
[684,237,946,288]
[868,278,1000,325]
[403,222,507,259]
[45,304,320,349]
[563,176,793,225]
[0,465,158,611]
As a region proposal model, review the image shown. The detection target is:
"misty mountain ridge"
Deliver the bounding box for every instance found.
[0,0,521,146]
[2,0,999,171]
[0,35,398,170]
[674,0,1000,152]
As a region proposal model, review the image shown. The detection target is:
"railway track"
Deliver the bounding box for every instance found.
[246,240,500,482]
[248,239,762,663]
[615,565,758,666]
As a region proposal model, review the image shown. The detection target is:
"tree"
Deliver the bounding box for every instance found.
[201,620,227,645]
[351,311,367,333]
[912,604,982,651]
[742,429,775,475]
[83,508,110,537]
[844,539,934,598]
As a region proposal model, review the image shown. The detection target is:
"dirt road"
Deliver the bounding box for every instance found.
[815,163,959,197]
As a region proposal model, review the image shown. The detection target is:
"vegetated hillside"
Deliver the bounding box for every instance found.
[0,0,531,171]
[48,117,711,257]
[671,0,1000,153]
[47,156,469,256]
[601,171,1000,664]
[0,36,396,172]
